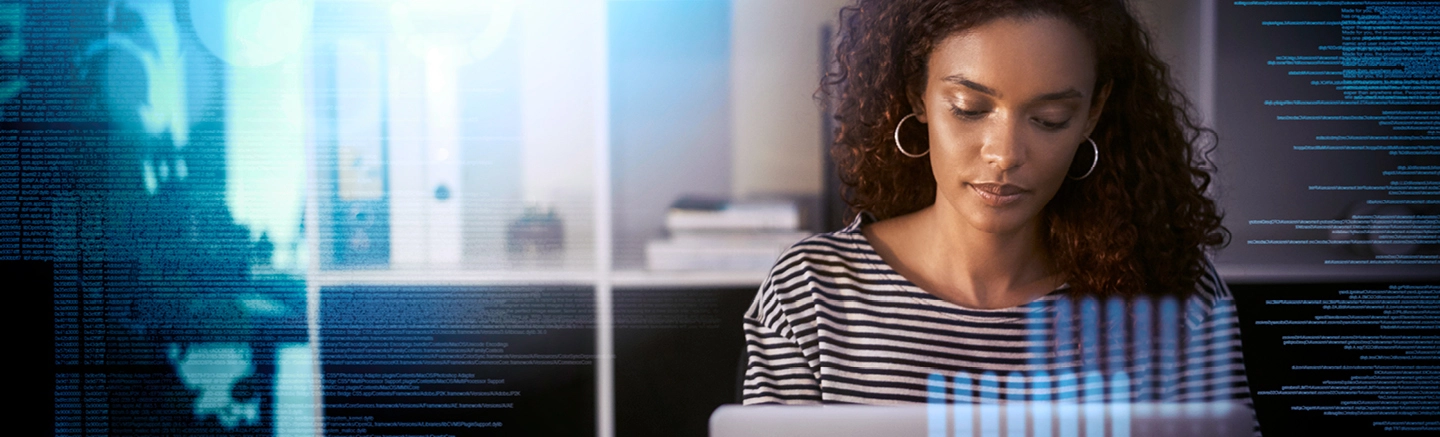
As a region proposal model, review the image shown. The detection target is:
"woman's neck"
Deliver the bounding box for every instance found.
[866,206,1061,309]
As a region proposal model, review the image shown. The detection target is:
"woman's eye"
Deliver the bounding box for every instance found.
[950,106,987,119]
[1034,118,1071,130]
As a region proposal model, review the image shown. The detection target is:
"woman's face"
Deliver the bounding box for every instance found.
[915,15,1107,236]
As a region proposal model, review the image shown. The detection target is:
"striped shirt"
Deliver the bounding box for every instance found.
[742,213,1257,431]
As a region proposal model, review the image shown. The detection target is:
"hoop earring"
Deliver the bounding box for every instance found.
[893,113,928,158]
[1069,137,1099,180]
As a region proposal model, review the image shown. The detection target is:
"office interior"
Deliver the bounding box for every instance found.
[11,0,1437,436]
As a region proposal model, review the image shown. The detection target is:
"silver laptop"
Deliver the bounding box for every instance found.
[710,402,1253,437]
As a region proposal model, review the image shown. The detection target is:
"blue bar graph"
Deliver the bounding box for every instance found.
[1005,372,1026,437]
[1080,297,1100,372]
[1159,297,1179,400]
[1032,370,1053,437]
[1105,297,1126,373]
[954,372,974,437]
[979,372,1000,436]
[929,372,948,437]
[1111,371,1132,437]
[1132,296,1152,401]
[1083,371,1105,437]
[1183,298,1206,401]
[1055,298,1074,366]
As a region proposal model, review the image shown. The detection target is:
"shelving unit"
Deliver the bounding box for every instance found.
[309,0,798,292]
[301,3,804,436]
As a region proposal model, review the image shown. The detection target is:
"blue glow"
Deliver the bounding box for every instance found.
[189,0,314,68]
[202,0,313,267]
[169,343,259,429]
[389,0,515,63]
[0,3,24,102]
[121,0,191,148]
[274,343,316,437]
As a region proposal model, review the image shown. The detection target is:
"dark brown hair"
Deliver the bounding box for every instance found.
[824,0,1228,297]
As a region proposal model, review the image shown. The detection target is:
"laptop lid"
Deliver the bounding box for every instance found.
[710,402,1253,437]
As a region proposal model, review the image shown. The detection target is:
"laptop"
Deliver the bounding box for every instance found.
[710,402,1253,437]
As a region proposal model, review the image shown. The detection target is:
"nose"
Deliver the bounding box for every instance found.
[978,116,1025,171]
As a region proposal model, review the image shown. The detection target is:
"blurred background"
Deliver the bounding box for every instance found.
[6,0,1435,436]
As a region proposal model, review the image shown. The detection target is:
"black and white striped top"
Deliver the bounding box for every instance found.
[742,213,1257,430]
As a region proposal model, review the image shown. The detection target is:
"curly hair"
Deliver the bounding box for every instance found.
[824,0,1229,297]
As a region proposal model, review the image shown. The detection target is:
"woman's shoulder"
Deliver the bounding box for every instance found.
[1187,255,1231,302]
[759,213,889,290]
[749,213,895,323]
[1181,255,1235,328]
[771,212,877,266]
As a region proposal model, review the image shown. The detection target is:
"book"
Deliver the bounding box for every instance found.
[665,198,800,232]
[645,237,799,271]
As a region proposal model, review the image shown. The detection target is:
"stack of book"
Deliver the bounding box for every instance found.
[646,197,811,271]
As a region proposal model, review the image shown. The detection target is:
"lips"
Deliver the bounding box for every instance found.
[968,182,1027,207]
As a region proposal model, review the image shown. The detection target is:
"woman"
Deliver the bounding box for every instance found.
[742,0,1255,430]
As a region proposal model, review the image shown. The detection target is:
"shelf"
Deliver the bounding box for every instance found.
[309,268,769,289]
[1216,263,1440,284]
[610,269,767,288]
[311,269,597,287]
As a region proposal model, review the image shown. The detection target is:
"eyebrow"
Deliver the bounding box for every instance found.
[942,74,1085,102]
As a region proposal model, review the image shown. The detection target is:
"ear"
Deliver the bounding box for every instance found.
[1082,80,1112,137]
[907,85,929,124]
